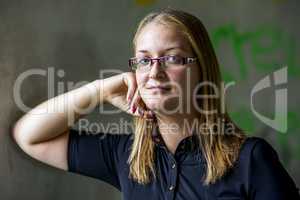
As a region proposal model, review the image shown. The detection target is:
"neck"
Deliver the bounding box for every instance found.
[155,111,199,154]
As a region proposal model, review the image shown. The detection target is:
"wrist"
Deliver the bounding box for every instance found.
[88,79,106,104]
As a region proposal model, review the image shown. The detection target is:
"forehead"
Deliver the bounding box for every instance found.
[135,22,192,55]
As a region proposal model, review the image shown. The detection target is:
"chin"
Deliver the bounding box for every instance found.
[143,96,180,114]
[143,99,162,111]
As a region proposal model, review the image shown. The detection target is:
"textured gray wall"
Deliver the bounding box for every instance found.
[1,0,299,199]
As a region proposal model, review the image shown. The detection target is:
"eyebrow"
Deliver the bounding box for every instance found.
[137,46,187,53]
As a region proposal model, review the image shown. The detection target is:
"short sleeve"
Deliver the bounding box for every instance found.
[67,128,122,190]
[248,138,300,199]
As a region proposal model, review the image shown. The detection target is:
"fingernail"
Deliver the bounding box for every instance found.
[132,104,136,113]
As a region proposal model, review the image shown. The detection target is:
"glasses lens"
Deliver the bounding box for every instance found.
[166,56,183,65]
[135,58,150,70]
[138,58,151,65]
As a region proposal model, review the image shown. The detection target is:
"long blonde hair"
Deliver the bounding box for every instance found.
[127,8,246,185]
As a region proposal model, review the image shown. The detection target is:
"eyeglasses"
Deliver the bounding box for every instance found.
[128,55,197,71]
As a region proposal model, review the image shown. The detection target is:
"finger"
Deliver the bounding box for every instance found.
[124,73,137,103]
[130,90,142,114]
[128,102,143,117]
[130,104,155,119]
[129,107,142,117]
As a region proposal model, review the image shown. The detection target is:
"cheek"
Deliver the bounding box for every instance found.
[168,67,201,93]
[171,71,185,82]
[190,67,201,86]
[167,68,188,85]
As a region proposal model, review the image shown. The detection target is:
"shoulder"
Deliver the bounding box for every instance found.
[236,138,300,198]
[234,136,281,181]
[236,136,283,176]
[238,136,278,162]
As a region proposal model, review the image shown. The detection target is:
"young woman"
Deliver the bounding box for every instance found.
[13,9,299,200]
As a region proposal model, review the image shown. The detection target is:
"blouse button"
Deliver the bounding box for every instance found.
[171,163,176,169]
[168,185,174,191]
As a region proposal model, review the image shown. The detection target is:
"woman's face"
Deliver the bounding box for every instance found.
[135,22,201,114]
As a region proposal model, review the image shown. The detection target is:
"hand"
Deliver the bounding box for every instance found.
[104,72,155,119]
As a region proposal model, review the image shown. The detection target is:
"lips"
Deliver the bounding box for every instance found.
[146,85,172,91]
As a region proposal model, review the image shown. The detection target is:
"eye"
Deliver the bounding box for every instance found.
[138,58,151,66]
[166,55,183,64]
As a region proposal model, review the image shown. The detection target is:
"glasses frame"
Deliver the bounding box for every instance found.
[128,55,197,70]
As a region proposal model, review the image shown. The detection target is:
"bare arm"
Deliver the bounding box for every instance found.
[12,78,105,170]
[12,73,140,170]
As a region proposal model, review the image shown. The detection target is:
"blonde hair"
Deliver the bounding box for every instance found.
[127,8,246,185]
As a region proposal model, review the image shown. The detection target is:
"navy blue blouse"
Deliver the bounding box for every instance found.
[68,128,300,200]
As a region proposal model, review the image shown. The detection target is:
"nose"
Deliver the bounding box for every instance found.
[149,59,166,79]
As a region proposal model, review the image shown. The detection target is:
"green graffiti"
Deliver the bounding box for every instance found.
[229,108,256,135]
[229,108,300,163]
[212,24,299,164]
[211,24,299,81]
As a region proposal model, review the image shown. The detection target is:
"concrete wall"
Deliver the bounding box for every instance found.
[1,0,299,199]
